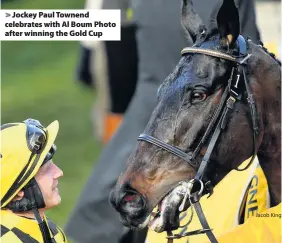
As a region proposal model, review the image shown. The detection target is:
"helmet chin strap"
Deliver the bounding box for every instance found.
[7,178,45,212]
[6,178,55,243]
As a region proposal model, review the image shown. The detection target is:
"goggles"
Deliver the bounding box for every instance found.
[24,118,56,164]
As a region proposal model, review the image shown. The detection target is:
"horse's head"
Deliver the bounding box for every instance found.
[110,0,281,232]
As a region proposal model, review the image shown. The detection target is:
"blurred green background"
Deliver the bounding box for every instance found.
[1,0,102,229]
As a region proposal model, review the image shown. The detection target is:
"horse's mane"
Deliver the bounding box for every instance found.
[207,17,281,66]
[206,29,281,67]
[256,39,281,66]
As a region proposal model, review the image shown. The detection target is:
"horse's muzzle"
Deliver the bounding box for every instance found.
[109,185,147,226]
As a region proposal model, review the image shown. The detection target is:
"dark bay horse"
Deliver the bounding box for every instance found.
[110,0,281,239]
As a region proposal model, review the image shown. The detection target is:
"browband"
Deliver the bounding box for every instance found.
[181,47,236,62]
[181,35,248,62]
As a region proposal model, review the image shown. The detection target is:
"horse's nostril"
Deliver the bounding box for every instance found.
[122,193,141,206]
[120,191,146,215]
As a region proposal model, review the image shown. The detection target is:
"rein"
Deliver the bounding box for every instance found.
[138,36,260,243]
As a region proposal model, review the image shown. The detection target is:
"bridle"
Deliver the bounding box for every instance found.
[137,36,260,243]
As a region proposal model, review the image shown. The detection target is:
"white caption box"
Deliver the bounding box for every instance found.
[0,10,121,41]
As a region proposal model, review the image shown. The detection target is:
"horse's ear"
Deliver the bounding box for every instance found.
[181,0,206,43]
[216,0,240,47]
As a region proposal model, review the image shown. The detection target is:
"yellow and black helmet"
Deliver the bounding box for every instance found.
[0,118,59,208]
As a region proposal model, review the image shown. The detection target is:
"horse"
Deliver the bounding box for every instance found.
[110,0,281,241]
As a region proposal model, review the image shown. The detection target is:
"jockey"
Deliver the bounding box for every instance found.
[146,158,282,243]
[0,119,67,243]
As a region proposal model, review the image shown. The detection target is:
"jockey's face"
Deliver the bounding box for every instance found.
[35,160,64,209]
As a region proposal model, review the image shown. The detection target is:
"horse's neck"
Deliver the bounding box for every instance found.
[257,110,281,206]
[255,55,281,207]
[257,145,281,207]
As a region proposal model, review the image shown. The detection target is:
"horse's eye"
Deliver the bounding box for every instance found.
[191,92,207,103]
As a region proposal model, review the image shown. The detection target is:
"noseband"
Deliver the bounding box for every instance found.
[138,36,259,243]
